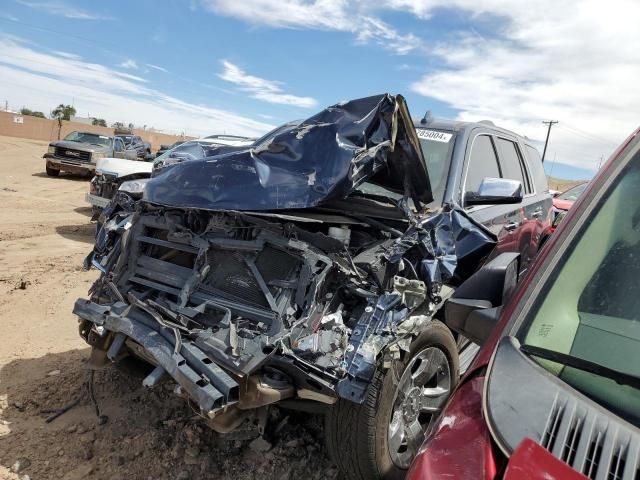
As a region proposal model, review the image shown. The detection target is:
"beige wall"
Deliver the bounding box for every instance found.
[0,111,193,151]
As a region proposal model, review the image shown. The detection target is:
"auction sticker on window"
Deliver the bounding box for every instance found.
[416,129,453,143]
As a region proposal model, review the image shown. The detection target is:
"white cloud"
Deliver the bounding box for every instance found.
[0,12,19,21]
[146,63,168,73]
[0,35,273,137]
[16,0,114,20]
[118,59,138,69]
[52,50,81,60]
[201,0,639,172]
[218,60,318,108]
[199,0,421,55]
[403,0,640,171]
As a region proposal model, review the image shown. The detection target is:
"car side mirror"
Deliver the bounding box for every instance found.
[465,177,523,206]
[444,252,520,346]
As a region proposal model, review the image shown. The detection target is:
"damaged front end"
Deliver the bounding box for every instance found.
[74,94,495,431]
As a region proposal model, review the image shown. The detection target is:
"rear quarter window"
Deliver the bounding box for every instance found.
[525,145,548,193]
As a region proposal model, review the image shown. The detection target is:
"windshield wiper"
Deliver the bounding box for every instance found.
[521,344,640,390]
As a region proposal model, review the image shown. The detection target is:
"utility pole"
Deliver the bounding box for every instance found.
[541,120,558,163]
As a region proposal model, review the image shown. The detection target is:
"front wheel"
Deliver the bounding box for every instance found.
[45,165,60,176]
[325,320,459,480]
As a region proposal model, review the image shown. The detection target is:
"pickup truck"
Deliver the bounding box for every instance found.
[43,131,137,176]
[115,134,152,160]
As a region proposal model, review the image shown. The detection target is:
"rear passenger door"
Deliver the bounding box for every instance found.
[113,137,126,158]
[462,131,538,271]
[493,136,542,271]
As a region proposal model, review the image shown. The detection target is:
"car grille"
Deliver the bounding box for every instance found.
[55,147,91,163]
[541,393,640,480]
[97,174,119,200]
[123,218,301,316]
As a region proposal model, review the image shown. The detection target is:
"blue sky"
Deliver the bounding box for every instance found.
[1,0,638,179]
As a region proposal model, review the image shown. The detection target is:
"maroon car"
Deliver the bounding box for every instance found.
[408,126,640,479]
[553,182,588,212]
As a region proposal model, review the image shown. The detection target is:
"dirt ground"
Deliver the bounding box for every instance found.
[0,136,338,480]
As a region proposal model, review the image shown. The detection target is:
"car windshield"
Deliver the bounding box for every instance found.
[253,120,302,146]
[119,135,134,145]
[63,131,112,147]
[558,182,587,201]
[518,145,640,427]
[154,141,206,162]
[415,128,456,206]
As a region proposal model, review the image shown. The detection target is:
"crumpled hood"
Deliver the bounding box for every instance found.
[96,157,153,178]
[143,94,432,211]
[50,140,108,152]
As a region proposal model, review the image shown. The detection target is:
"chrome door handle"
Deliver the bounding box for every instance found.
[505,221,520,231]
[531,207,543,218]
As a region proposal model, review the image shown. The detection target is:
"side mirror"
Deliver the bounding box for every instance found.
[552,210,567,229]
[444,252,520,346]
[465,177,523,206]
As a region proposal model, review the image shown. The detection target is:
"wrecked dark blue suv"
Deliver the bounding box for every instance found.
[74,94,551,480]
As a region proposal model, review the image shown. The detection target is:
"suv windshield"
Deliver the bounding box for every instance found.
[415,128,455,206]
[118,135,134,145]
[519,145,640,427]
[63,131,112,147]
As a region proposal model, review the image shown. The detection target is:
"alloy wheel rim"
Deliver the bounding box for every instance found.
[387,346,452,469]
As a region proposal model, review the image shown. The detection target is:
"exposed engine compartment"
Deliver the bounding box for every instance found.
[74,93,496,425]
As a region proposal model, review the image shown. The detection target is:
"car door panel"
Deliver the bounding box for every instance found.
[462,132,528,269]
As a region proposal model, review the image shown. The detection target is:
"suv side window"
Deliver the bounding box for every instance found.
[466,134,501,193]
[495,137,530,193]
[114,138,124,152]
[525,145,549,193]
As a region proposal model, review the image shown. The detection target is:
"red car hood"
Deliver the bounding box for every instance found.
[552,198,573,211]
[505,439,588,480]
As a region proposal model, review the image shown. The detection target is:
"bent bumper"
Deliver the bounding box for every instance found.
[44,154,95,174]
[85,193,111,209]
[73,298,239,415]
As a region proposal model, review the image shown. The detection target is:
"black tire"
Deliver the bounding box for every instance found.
[46,165,60,176]
[325,320,459,480]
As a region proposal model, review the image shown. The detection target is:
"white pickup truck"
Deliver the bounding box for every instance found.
[86,157,153,212]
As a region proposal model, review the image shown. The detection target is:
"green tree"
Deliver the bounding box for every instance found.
[51,104,76,121]
[20,108,46,118]
[51,104,77,139]
[92,118,107,127]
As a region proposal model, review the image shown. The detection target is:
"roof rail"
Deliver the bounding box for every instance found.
[421,110,433,125]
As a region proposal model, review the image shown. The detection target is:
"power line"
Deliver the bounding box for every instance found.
[557,124,619,147]
[541,120,558,163]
